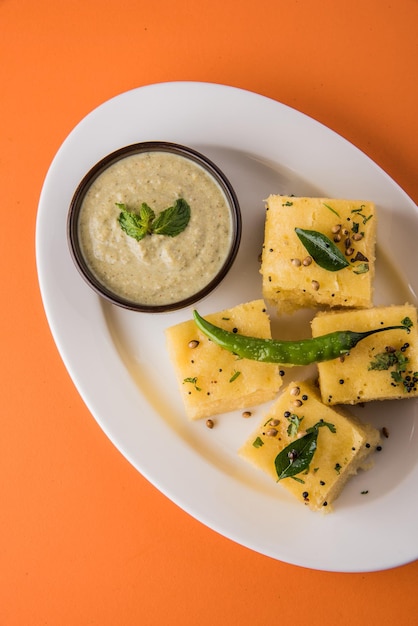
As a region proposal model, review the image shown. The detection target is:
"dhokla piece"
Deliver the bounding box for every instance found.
[260,196,376,312]
[311,304,418,405]
[239,380,380,511]
[165,300,282,420]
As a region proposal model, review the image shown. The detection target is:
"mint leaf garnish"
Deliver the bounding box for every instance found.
[117,202,155,241]
[152,198,191,237]
[117,198,191,240]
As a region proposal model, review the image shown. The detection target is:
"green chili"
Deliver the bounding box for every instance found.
[192,310,410,366]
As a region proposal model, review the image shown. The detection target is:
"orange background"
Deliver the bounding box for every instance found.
[1,1,418,624]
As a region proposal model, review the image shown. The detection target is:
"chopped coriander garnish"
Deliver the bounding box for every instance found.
[353,262,369,274]
[351,205,373,225]
[229,370,241,383]
[401,316,413,330]
[369,346,417,393]
[183,376,201,391]
[323,202,340,217]
[286,413,304,437]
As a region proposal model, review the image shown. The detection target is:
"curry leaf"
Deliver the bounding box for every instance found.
[295,228,349,271]
[274,430,318,480]
[274,419,336,481]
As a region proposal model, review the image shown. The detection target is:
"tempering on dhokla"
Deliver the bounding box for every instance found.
[260,196,376,312]
[165,300,282,420]
[239,380,381,512]
[312,304,418,405]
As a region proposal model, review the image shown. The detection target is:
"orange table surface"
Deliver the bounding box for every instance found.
[1,1,418,624]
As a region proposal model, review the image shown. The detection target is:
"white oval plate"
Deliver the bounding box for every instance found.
[36,82,418,572]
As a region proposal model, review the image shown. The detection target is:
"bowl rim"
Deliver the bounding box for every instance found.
[67,141,242,313]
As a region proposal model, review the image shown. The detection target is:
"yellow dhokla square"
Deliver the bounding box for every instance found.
[239,380,380,511]
[165,300,282,420]
[311,304,418,405]
[260,196,376,312]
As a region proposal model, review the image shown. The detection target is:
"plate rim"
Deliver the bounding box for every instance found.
[36,81,418,573]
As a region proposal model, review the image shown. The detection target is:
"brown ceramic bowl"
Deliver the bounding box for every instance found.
[67,141,242,312]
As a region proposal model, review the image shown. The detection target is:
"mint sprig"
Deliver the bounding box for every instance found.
[117,198,191,241]
[117,203,155,241]
[152,198,191,236]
